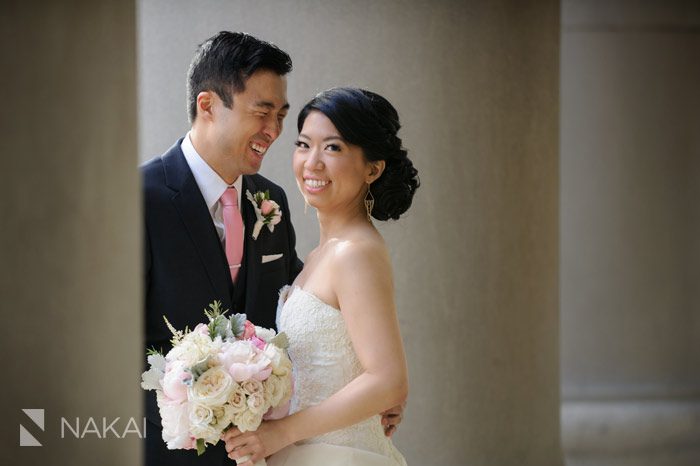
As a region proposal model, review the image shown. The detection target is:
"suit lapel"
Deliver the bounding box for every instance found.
[162,143,232,308]
[239,176,260,308]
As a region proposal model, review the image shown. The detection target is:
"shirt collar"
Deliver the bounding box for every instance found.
[181,131,242,212]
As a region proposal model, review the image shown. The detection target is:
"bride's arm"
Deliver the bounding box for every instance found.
[223,240,408,464]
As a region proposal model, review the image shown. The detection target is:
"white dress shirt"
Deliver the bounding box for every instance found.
[181,132,244,243]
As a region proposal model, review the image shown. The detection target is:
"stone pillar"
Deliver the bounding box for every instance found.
[0,2,140,465]
[560,1,700,465]
[138,1,563,464]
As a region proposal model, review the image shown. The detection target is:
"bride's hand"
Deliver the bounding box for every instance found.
[381,398,407,437]
[222,420,289,465]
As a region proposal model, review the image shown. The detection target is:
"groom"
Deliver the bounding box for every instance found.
[143,32,403,465]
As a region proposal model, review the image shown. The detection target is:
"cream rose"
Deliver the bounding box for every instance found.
[272,356,292,377]
[227,384,248,413]
[233,409,262,433]
[211,404,235,432]
[167,332,220,367]
[246,391,268,414]
[189,402,220,445]
[262,375,280,406]
[241,379,264,396]
[188,402,213,426]
[189,366,233,406]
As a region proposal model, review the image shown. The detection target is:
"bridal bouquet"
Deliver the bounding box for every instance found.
[141,302,293,455]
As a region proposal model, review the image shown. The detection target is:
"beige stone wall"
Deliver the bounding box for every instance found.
[139,1,562,465]
[560,1,700,465]
[0,1,141,466]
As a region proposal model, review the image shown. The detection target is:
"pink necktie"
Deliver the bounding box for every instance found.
[220,187,244,283]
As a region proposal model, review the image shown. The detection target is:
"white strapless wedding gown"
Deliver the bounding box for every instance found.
[267,286,407,466]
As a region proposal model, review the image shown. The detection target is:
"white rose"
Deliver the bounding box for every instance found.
[188,402,213,426]
[190,423,219,445]
[211,404,235,431]
[233,409,262,433]
[227,384,248,413]
[246,391,268,414]
[264,375,285,407]
[167,332,221,367]
[189,366,233,406]
[241,379,264,395]
[189,403,221,445]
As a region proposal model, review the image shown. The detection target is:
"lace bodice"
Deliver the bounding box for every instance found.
[276,286,406,465]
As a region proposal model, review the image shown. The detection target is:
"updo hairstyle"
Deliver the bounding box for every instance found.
[297,87,419,220]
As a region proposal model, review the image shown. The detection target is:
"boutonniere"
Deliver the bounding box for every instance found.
[246,190,282,240]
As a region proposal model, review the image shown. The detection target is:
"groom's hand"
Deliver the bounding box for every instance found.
[381,399,406,437]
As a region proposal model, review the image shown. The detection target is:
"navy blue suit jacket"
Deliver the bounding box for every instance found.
[142,139,303,465]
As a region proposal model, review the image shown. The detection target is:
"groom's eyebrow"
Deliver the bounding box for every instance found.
[255,100,290,111]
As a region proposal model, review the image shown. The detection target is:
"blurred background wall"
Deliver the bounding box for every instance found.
[0,1,141,466]
[138,1,561,465]
[560,1,700,465]
[24,1,700,465]
[4,1,698,465]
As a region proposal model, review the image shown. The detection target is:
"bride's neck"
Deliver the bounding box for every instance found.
[317,206,369,244]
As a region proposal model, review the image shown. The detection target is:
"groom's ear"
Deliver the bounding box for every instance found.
[195,91,215,122]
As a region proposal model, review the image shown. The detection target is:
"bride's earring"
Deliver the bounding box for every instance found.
[364,184,374,221]
[304,198,310,215]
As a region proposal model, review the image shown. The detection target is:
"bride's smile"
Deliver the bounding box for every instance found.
[293,111,382,216]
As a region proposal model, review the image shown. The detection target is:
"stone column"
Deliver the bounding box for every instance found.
[560,1,700,465]
[0,2,141,465]
[138,1,563,464]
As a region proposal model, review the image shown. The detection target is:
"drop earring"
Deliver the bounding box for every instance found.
[364,184,374,221]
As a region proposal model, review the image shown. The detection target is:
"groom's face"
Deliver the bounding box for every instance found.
[211,69,289,176]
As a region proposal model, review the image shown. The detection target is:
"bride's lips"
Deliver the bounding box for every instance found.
[303,177,330,193]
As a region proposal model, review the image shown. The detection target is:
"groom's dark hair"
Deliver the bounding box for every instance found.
[187,31,292,123]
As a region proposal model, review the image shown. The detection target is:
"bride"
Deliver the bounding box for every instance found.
[222,87,419,465]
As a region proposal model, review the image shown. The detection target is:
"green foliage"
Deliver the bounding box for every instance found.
[230,313,247,338]
[146,346,163,357]
[163,315,189,346]
[270,331,289,350]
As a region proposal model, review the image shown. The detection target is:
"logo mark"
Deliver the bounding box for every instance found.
[20,409,44,447]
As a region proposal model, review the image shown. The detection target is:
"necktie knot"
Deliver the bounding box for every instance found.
[220,187,238,207]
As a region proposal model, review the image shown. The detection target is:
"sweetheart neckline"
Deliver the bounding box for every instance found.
[286,285,342,313]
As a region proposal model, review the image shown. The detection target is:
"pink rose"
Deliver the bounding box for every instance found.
[260,200,274,216]
[162,361,191,403]
[250,336,266,351]
[193,323,209,335]
[242,321,256,340]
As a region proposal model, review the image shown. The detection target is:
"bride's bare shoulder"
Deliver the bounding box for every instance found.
[329,230,391,274]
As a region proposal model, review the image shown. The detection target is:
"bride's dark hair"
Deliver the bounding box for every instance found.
[297,87,419,221]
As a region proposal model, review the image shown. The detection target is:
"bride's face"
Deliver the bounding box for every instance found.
[293,111,375,214]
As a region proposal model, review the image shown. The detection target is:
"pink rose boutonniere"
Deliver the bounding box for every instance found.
[246,190,282,240]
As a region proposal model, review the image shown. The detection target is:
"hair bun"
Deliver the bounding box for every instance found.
[371,151,420,221]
